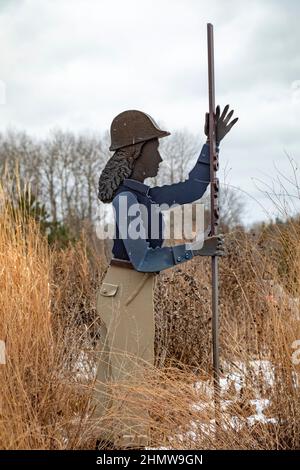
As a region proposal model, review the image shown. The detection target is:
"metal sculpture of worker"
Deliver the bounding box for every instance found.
[95,107,238,448]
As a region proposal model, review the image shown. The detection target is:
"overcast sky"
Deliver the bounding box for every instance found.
[0,0,300,225]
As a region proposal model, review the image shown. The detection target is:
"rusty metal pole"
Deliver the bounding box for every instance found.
[207,23,221,421]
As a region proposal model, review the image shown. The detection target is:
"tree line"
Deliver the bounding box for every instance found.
[0,128,244,245]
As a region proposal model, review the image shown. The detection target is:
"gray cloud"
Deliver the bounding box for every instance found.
[0,0,299,224]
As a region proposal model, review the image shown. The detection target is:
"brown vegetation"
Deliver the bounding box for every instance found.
[0,180,299,450]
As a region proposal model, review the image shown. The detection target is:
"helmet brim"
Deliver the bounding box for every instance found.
[109,130,171,151]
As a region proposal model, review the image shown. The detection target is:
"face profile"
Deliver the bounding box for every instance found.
[130,138,163,181]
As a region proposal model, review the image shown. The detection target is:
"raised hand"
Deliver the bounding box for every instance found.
[192,234,225,257]
[205,104,238,145]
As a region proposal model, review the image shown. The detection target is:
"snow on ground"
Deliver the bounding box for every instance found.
[190,360,280,439]
[156,360,282,446]
[73,350,97,380]
[247,399,276,426]
[219,360,275,393]
[72,353,297,445]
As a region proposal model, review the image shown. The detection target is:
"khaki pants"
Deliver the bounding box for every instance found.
[94,265,156,448]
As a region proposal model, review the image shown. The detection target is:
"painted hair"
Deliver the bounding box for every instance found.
[97,142,144,203]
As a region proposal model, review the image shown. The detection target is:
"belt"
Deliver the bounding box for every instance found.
[110,258,160,275]
[110,258,135,269]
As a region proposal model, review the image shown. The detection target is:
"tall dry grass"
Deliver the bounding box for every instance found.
[0,183,99,449]
[0,179,300,449]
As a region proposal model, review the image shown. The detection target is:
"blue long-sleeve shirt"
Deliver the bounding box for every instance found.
[112,143,211,272]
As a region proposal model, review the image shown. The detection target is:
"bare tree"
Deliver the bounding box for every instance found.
[148,130,200,187]
[0,127,245,238]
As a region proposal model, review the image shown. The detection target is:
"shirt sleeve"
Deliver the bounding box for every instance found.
[112,191,194,273]
[149,143,211,206]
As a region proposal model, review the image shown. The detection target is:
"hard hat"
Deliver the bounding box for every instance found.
[109,110,171,151]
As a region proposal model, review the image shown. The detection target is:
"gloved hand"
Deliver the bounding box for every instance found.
[205,104,238,146]
[191,234,225,257]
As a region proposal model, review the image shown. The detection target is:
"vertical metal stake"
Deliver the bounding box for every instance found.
[207,22,221,425]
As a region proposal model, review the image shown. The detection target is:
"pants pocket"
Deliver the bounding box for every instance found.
[96,281,120,328]
[99,282,119,297]
[97,282,118,309]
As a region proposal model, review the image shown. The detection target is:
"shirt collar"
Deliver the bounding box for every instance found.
[122,178,150,196]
